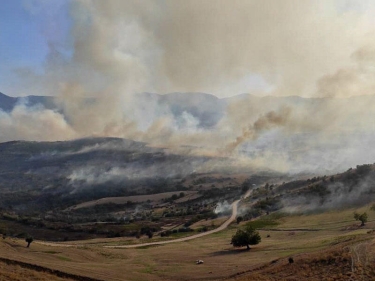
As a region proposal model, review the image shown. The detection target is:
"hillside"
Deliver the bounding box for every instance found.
[0,137,215,213]
[0,135,374,243]
[0,137,374,280]
[0,137,253,241]
[238,163,375,220]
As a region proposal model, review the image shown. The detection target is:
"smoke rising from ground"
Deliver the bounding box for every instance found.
[3,1,375,174]
[214,201,232,215]
[224,107,292,154]
[281,170,375,213]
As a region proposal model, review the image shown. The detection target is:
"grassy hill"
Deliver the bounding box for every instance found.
[0,203,374,281]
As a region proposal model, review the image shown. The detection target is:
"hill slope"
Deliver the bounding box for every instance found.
[0,137,211,212]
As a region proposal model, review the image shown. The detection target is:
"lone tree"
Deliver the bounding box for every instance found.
[25,236,33,248]
[231,225,261,250]
[354,212,368,226]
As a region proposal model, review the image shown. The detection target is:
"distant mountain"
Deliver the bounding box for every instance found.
[0,92,17,111]
[0,92,57,111]
[0,91,226,129]
[2,91,375,132]
[159,92,225,128]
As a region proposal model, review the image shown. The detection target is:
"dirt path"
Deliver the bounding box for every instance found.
[36,198,242,249]
[104,199,241,248]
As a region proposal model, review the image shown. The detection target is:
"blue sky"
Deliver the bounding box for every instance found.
[0,0,71,96]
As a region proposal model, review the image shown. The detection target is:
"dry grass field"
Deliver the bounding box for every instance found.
[69,191,198,210]
[0,261,76,281]
[234,240,375,281]
[1,205,374,281]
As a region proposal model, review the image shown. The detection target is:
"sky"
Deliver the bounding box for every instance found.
[1,0,375,98]
[0,0,72,96]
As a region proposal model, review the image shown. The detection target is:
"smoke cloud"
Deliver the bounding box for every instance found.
[224,107,292,154]
[214,201,232,215]
[0,101,76,142]
[281,172,375,213]
[3,0,375,174]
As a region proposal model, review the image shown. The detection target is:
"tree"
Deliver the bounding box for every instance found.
[147,231,153,238]
[354,212,368,226]
[231,225,261,250]
[236,216,243,224]
[25,236,33,248]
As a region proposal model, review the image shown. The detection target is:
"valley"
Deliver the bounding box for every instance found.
[0,138,375,280]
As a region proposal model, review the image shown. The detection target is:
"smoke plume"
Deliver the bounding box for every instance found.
[3,0,375,174]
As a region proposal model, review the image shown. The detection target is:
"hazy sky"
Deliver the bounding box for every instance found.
[1,0,375,98]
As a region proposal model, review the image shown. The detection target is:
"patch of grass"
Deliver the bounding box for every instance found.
[137,244,163,250]
[42,250,60,254]
[246,218,279,229]
[140,266,154,274]
[122,223,140,231]
[267,212,287,220]
[56,255,71,262]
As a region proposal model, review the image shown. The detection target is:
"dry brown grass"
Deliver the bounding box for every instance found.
[233,239,375,281]
[190,216,228,229]
[0,263,59,281]
[0,206,374,281]
[0,260,76,281]
[70,190,197,210]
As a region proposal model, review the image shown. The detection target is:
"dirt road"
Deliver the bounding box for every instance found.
[37,191,251,249]
[104,199,241,248]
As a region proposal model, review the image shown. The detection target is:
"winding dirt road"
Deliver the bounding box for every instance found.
[38,190,254,249]
[36,199,241,249]
[104,199,240,248]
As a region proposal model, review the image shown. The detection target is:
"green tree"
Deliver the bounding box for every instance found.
[354,212,368,226]
[236,216,243,224]
[231,225,261,250]
[25,236,33,248]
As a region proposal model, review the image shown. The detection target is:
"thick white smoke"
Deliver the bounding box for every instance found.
[3,0,375,174]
